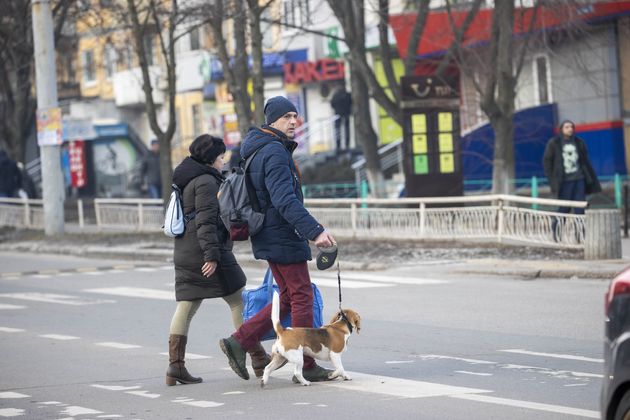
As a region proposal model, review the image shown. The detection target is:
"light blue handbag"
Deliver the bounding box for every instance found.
[242,268,324,341]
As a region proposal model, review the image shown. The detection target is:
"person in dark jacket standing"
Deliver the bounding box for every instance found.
[331,85,352,150]
[167,134,268,386]
[141,139,162,198]
[0,150,21,198]
[219,96,337,383]
[543,120,601,213]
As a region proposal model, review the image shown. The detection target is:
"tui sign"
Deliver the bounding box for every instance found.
[401,75,463,197]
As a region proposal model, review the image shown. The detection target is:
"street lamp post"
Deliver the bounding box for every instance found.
[32,0,64,235]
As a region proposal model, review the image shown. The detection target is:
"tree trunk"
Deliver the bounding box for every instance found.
[490,116,515,195]
[351,61,385,198]
[247,0,265,125]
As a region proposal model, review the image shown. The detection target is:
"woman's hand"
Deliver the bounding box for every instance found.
[202,261,217,277]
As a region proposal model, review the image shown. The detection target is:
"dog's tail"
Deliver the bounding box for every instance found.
[271,291,284,335]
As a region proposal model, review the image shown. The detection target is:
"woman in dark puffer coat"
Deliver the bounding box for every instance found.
[165,134,269,386]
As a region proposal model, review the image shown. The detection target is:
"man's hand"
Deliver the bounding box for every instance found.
[314,231,335,249]
[202,261,217,277]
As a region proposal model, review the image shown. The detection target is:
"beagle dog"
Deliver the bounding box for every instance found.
[261,291,361,387]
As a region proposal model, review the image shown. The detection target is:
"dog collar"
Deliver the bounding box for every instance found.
[338,310,353,334]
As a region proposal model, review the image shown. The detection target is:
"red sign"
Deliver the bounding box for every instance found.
[69,140,87,188]
[284,59,345,84]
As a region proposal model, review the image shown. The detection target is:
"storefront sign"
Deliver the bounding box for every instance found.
[284,59,345,84]
[401,75,463,197]
[68,140,87,188]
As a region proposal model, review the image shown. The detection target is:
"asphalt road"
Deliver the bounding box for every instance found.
[0,251,608,419]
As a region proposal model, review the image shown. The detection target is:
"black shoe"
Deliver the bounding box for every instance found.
[291,365,335,383]
[219,337,249,380]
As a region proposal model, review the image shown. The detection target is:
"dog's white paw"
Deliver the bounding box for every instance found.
[302,380,311,386]
[343,375,352,381]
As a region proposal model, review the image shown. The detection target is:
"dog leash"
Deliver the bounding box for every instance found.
[337,261,353,334]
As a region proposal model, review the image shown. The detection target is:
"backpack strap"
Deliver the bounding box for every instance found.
[242,141,279,213]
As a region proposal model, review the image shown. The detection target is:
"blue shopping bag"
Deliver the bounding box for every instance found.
[242,268,324,341]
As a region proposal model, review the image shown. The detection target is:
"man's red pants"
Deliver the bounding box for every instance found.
[232,261,316,369]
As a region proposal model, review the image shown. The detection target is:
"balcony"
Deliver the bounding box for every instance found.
[112,66,165,107]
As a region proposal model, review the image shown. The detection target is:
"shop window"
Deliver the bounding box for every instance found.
[534,55,551,105]
[81,49,96,83]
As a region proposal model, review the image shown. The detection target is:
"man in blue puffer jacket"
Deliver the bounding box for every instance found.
[220,96,337,383]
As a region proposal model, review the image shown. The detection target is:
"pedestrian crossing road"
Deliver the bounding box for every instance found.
[0,251,606,419]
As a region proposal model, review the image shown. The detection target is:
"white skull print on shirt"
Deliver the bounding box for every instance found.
[562,143,579,175]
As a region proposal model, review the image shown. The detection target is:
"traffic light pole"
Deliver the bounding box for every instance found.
[32,0,64,235]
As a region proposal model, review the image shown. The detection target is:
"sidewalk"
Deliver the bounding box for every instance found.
[0,227,628,279]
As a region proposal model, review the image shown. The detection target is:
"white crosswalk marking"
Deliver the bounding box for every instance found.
[499,349,603,363]
[39,334,80,341]
[309,277,391,288]
[126,390,160,399]
[95,342,141,349]
[0,293,115,306]
[0,327,25,333]
[91,385,142,392]
[0,304,26,310]
[451,394,599,418]
[0,392,29,399]
[159,352,210,360]
[413,354,602,379]
[0,408,25,417]
[323,371,490,398]
[85,287,173,300]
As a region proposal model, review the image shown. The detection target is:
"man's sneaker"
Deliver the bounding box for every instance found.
[219,337,250,380]
[291,365,335,383]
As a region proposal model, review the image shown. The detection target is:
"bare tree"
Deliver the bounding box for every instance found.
[206,0,251,138]
[246,0,274,125]
[0,0,74,162]
[444,0,541,194]
[325,0,430,197]
[124,0,180,200]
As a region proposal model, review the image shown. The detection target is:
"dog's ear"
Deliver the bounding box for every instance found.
[330,311,342,325]
[353,314,361,334]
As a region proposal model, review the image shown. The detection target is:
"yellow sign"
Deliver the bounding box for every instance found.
[37,107,63,146]
[439,133,453,152]
[412,114,427,133]
[440,153,455,173]
[438,112,453,132]
[412,134,427,154]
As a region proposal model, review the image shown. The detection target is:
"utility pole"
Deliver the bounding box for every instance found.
[32,0,64,236]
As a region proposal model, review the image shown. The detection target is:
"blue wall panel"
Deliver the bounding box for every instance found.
[461,104,627,187]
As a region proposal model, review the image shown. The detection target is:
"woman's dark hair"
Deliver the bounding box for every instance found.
[189,134,226,164]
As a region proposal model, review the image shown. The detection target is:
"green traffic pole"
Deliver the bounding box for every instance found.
[531,176,538,210]
[615,173,622,208]
[361,180,368,209]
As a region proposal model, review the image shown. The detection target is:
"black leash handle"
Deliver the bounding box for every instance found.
[337,261,342,311]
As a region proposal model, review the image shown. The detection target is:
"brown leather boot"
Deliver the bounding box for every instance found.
[248,342,271,378]
[166,335,202,386]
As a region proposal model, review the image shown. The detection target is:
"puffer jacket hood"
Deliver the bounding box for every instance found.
[240,125,297,160]
[172,157,223,191]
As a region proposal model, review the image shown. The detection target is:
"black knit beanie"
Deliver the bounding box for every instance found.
[264,96,298,124]
[189,134,226,164]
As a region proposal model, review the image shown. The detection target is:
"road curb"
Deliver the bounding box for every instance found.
[0,243,388,271]
[453,268,619,280]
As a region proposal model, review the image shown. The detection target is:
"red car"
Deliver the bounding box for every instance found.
[602,267,630,420]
